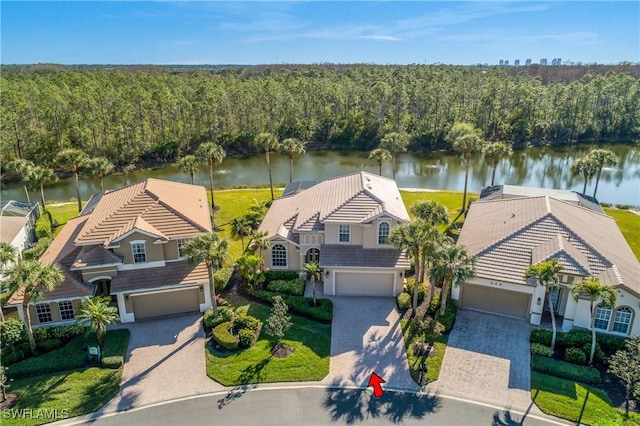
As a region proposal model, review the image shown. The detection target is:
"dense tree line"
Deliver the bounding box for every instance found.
[2,65,639,169]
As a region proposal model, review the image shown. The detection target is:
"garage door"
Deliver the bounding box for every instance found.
[132,287,200,319]
[335,272,394,297]
[461,284,530,319]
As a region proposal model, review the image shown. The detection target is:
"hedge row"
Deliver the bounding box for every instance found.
[214,266,235,291]
[530,329,627,355]
[264,270,299,283]
[249,289,333,322]
[211,315,262,350]
[203,306,235,330]
[531,355,601,384]
[266,278,305,296]
[212,321,239,351]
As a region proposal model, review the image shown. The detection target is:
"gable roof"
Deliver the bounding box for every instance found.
[458,196,640,296]
[74,178,211,247]
[258,171,409,240]
[480,184,603,213]
[0,216,29,244]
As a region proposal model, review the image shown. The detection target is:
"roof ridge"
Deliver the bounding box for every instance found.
[151,198,211,234]
[547,195,609,217]
[321,189,366,221]
[476,212,551,257]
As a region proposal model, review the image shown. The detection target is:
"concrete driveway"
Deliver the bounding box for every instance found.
[433,309,541,412]
[101,312,222,412]
[323,296,418,391]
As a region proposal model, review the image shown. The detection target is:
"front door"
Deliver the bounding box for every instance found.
[544,287,562,313]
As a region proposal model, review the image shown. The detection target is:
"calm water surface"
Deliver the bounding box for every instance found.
[2,142,639,207]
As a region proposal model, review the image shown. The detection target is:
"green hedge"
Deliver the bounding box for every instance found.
[203,306,235,330]
[234,315,262,331]
[531,343,554,358]
[435,299,457,333]
[530,329,627,356]
[267,278,305,296]
[531,355,601,384]
[212,321,238,351]
[35,215,52,239]
[397,293,411,310]
[565,347,587,365]
[249,289,333,322]
[7,329,130,379]
[214,266,235,291]
[405,278,427,303]
[264,270,299,283]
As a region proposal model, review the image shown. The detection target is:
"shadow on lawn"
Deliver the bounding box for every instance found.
[217,356,271,409]
[323,380,440,424]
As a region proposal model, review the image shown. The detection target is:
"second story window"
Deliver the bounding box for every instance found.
[59,300,75,321]
[378,222,390,245]
[131,241,147,263]
[339,225,350,243]
[177,238,187,258]
[36,303,52,323]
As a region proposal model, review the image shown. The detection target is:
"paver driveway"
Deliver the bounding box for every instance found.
[323,296,418,391]
[101,312,222,412]
[433,309,541,413]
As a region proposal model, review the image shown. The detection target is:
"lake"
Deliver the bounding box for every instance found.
[2,142,639,207]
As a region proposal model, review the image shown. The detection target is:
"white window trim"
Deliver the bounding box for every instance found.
[377,221,391,245]
[36,303,53,323]
[177,238,188,258]
[58,300,75,321]
[593,305,611,330]
[612,306,634,335]
[271,244,288,269]
[130,240,148,264]
[338,225,351,244]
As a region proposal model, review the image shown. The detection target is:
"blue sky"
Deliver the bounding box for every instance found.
[2,1,638,65]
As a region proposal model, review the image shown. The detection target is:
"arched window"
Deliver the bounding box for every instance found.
[271,244,287,268]
[612,307,633,334]
[378,222,390,245]
[306,248,320,264]
[593,305,611,330]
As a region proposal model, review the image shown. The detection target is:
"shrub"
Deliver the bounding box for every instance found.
[397,293,411,310]
[238,329,257,348]
[235,315,262,331]
[249,289,333,321]
[412,341,431,356]
[435,299,457,332]
[2,343,31,365]
[35,215,52,239]
[203,306,235,330]
[531,355,601,384]
[102,356,124,369]
[557,329,592,349]
[408,317,444,341]
[0,319,27,349]
[427,295,441,315]
[212,321,239,351]
[581,343,606,364]
[597,333,628,355]
[267,278,305,296]
[405,278,427,303]
[36,338,63,353]
[565,347,587,365]
[530,329,552,346]
[33,327,50,342]
[264,270,299,283]
[214,267,234,291]
[531,343,554,357]
[48,324,84,341]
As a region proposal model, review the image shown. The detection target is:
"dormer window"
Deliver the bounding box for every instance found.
[131,241,147,263]
[339,225,350,243]
[177,238,188,258]
[378,221,390,245]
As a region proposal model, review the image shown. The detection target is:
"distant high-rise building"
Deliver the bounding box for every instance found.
[540,58,548,66]
[504,60,509,65]
[499,59,504,66]
[514,59,520,66]
[525,59,532,66]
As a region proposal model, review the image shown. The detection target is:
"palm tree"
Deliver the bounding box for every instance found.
[279,138,305,182]
[3,259,64,353]
[196,142,226,210]
[378,132,409,179]
[483,142,513,186]
[230,216,252,251]
[303,262,322,306]
[524,259,563,350]
[247,231,270,257]
[24,166,57,210]
[7,159,35,202]
[253,132,280,200]
[409,200,449,226]
[570,276,616,365]
[236,254,265,290]
[76,296,120,352]
[56,148,89,213]
[570,157,598,195]
[86,157,115,192]
[182,233,230,316]
[430,242,476,315]
[587,149,617,198]
[389,220,432,311]
[368,148,392,176]
[447,122,485,211]
[178,155,200,185]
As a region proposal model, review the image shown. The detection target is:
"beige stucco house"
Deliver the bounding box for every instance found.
[453,195,640,337]
[6,178,213,325]
[257,171,410,297]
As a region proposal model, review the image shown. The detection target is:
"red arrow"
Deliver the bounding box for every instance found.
[367,372,385,398]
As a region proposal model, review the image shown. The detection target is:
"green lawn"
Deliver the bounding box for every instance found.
[3,367,121,426]
[400,319,448,385]
[531,372,640,426]
[604,207,640,260]
[45,202,81,238]
[206,296,330,386]
[399,190,476,221]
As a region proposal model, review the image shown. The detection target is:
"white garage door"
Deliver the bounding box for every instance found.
[132,287,200,319]
[461,284,530,319]
[335,272,394,297]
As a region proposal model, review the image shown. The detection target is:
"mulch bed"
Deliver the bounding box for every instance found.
[0,394,19,410]
[271,344,294,359]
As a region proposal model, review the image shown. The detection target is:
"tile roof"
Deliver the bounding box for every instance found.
[71,245,123,269]
[75,178,211,246]
[320,244,410,269]
[1,216,29,244]
[480,184,604,213]
[258,171,409,241]
[110,260,209,293]
[458,196,640,295]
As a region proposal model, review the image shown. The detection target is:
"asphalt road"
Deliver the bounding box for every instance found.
[62,386,569,426]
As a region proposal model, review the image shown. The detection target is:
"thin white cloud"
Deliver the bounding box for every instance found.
[358,35,403,42]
